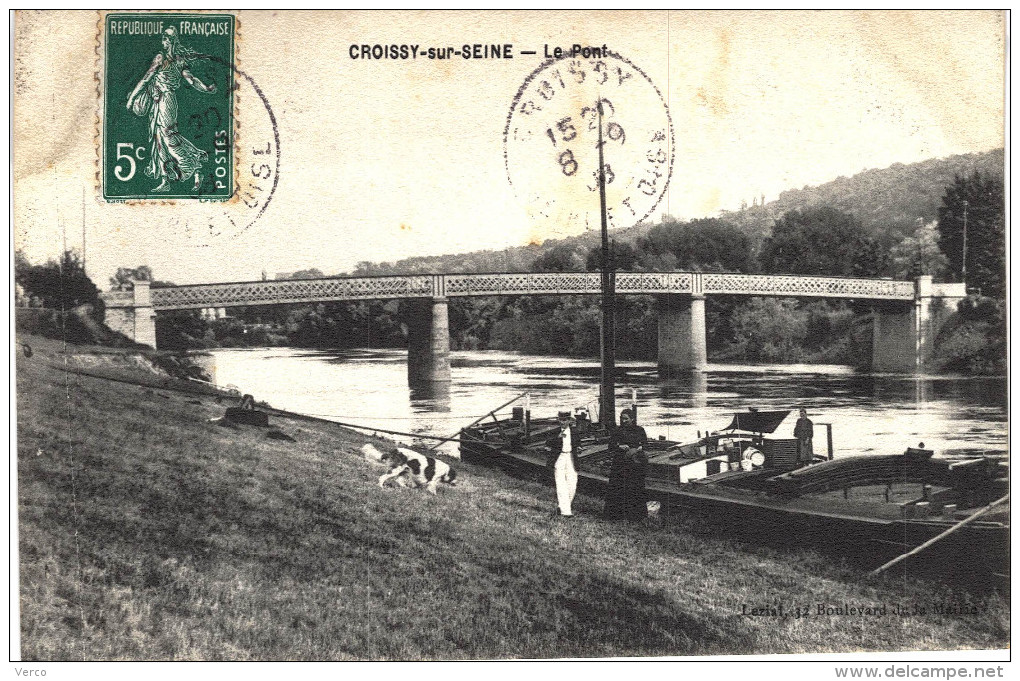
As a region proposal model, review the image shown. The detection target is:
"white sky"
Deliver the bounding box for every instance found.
[12,10,1005,287]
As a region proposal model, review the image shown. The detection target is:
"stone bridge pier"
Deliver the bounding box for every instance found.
[102,280,157,348]
[405,292,451,388]
[653,275,967,375]
[656,292,708,374]
[871,276,966,373]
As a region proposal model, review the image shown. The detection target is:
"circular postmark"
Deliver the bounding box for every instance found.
[504,52,674,237]
[179,60,281,245]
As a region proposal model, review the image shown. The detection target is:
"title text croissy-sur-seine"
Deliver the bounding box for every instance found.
[348,43,608,60]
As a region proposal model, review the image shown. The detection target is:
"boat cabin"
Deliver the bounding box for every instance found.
[646,410,818,483]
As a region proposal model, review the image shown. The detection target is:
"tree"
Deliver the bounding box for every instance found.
[760,207,887,277]
[889,220,948,279]
[110,265,153,290]
[936,172,1005,298]
[585,240,640,271]
[14,249,31,276]
[290,268,326,280]
[635,217,755,272]
[111,265,177,289]
[727,298,808,363]
[16,250,100,311]
[531,243,587,272]
[931,295,1006,375]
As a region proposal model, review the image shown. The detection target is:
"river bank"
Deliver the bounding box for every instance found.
[15,336,1008,659]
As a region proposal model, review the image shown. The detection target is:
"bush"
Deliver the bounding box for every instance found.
[931,295,1006,375]
[933,323,1005,375]
[15,250,101,313]
[957,294,1003,323]
[727,298,808,363]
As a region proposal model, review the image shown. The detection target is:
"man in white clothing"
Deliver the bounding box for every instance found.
[549,411,579,517]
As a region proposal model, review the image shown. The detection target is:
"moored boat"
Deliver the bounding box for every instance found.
[458,100,1009,586]
[460,408,1010,581]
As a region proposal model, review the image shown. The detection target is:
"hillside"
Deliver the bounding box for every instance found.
[348,149,1004,276]
[752,148,1004,246]
[16,338,1008,659]
[348,224,654,276]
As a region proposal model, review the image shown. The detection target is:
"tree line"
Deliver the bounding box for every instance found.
[14,172,1005,374]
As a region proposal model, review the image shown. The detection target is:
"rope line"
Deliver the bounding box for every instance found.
[293,410,518,421]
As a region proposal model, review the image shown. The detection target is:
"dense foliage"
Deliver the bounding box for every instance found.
[761,149,1004,248]
[888,221,947,280]
[760,207,887,277]
[15,249,102,314]
[936,172,1005,298]
[931,295,1006,375]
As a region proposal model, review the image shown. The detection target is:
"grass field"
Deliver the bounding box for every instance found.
[15,336,1009,659]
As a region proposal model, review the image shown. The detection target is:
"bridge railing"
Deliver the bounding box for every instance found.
[105,271,919,311]
[146,275,435,310]
[444,272,698,296]
[702,273,915,300]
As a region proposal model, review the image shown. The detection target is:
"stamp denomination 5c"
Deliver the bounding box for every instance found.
[102,13,235,201]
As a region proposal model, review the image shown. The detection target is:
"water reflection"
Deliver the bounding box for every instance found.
[209,348,1008,459]
[912,377,930,408]
[656,372,708,409]
[410,381,451,412]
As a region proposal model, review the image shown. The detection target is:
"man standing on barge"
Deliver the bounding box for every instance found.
[794,407,814,466]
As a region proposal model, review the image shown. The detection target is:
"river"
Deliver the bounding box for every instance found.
[209,348,1007,459]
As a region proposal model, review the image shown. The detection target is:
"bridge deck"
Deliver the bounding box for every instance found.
[114,272,916,311]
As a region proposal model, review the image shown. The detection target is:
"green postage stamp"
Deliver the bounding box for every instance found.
[102,13,235,201]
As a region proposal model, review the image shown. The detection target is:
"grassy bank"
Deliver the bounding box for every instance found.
[16,336,1008,659]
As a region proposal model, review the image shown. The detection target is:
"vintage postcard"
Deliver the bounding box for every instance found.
[11,10,1009,671]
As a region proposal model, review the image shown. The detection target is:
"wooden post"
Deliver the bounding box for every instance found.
[870,494,1009,576]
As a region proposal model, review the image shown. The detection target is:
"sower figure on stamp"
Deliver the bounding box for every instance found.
[603,408,649,521]
[126,27,217,193]
[546,411,580,517]
[794,407,814,466]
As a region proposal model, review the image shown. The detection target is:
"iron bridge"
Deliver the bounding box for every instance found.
[141,272,917,311]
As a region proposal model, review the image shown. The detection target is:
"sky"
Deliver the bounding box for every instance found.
[12,10,1005,288]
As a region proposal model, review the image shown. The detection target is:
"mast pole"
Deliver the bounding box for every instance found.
[597,100,616,428]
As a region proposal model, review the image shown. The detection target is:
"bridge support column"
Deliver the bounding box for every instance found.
[102,280,157,349]
[871,303,916,373]
[657,293,707,375]
[872,276,967,373]
[407,296,451,387]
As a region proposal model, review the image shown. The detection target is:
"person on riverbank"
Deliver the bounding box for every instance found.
[603,409,649,522]
[547,412,580,517]
[794,407,814,466]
